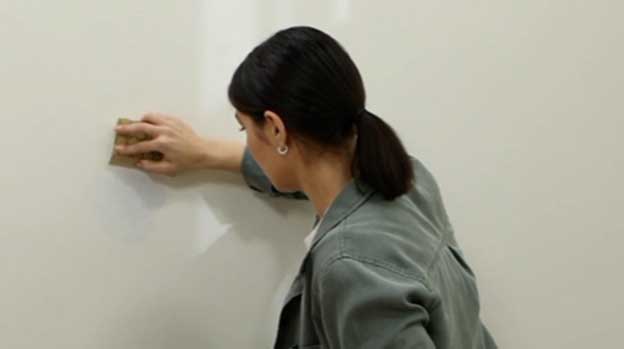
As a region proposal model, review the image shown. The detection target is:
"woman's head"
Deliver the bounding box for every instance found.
[228,26,414,200]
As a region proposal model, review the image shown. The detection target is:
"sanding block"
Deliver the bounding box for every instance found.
[109,118,163,168]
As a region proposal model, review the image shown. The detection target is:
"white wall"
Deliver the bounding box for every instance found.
[1,1,622,348]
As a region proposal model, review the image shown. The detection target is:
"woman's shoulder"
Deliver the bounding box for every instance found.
[308,155,456,286]
[309,201,445,287]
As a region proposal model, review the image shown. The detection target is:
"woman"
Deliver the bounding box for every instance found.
[114,26,497,349]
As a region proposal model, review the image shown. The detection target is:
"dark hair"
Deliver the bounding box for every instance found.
[228,26,414,200]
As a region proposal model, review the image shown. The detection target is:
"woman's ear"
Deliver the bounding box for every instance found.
[264,110,287,145]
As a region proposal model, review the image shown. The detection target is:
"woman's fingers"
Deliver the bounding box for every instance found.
[115,139,164,156]
[113,113,211,176]
[115,122,162,138]
[142,112,174,126]
[136,159,177,176]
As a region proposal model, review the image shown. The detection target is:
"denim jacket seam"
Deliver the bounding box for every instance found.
[320,254,434,293]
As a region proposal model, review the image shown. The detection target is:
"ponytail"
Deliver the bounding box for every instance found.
[352,110,414,200]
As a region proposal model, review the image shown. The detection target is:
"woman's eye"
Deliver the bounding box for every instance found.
[239,126,246,132]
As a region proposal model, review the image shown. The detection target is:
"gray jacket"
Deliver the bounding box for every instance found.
[241,148,497,349]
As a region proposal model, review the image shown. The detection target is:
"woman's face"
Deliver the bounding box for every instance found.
[236,111,301,192]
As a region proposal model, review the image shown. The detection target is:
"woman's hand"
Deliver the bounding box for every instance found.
[114,113,215,176]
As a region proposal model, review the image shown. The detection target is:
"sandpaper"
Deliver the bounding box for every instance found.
[109,118,163,168]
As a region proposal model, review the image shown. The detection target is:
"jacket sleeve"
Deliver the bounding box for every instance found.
[316,257,436,349]
[240,147,308,200]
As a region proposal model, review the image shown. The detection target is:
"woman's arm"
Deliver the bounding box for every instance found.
[114,113,308,199]
[202,138,245,173]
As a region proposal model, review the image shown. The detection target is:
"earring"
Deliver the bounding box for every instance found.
[277,145,289,155]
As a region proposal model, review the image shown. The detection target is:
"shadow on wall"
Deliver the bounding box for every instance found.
[105,169,311,348]
[99,1,349,345]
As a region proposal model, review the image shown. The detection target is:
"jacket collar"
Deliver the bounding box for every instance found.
[283,178,376,306]
[307,178,376,256]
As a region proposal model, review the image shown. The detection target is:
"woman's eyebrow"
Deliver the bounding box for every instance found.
[234,112,241,124]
